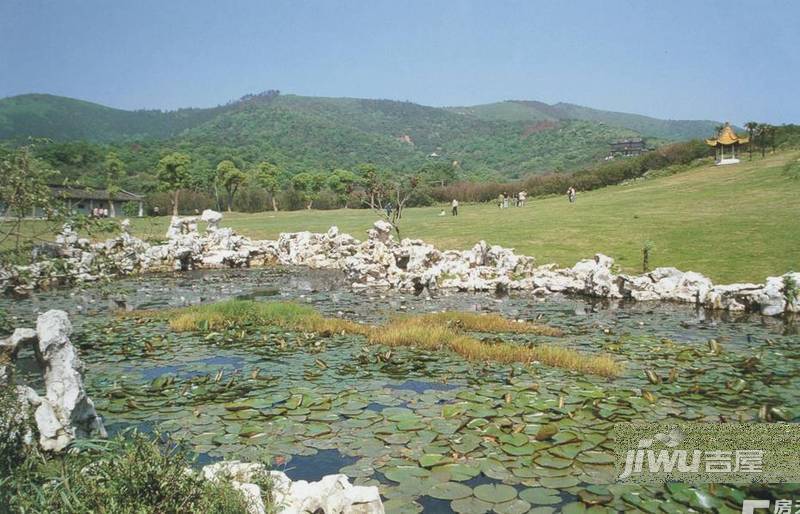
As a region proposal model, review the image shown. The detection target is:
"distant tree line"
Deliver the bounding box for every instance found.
[10,124,800,216]
[431,140,713,203]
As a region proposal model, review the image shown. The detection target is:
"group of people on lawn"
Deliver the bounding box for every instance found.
[452,187,575,215]
[440,187,578,218]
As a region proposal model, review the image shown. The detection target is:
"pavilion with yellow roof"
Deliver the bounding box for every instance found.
[706,122,749,165]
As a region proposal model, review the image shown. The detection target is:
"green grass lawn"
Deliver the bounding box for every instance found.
[8,152,800,284]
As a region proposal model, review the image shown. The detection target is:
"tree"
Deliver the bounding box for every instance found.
[103,152,125,217]
[362,173,420,238]
[744,121,758,160]
[253,161,281,211]
[215,160,247,212]
[156,152,191,216]
[0,145,58,251]
[765,124,777,154]
[326,169,359,208]
[292,172,323,209]
[356,164,381,208]
[756,124,772,157]
[420,161,458,187]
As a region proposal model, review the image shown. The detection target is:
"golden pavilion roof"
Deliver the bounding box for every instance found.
[706,123,749,146]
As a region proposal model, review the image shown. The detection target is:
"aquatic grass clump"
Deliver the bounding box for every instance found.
[163,300,621,377]
[408,311,564,336]
[371,317,621,378]
[169,299,366,335]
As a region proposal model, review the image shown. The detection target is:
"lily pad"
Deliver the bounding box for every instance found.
[450,496,493,514]
[428,481,473,500]
[519,487,561,505]
[473,483,517,503]
[493,498,533,514]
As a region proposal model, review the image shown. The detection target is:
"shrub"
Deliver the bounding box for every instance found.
[146,190,215,215]
[2,427,267,514]
[431,140,713,203]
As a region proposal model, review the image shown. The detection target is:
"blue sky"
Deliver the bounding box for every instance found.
[2,0,798,124]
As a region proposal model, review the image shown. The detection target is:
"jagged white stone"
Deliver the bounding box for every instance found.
[1,311,106,452]
[1,214,797,317]
[34,310,107,451]
[202,461,384,514]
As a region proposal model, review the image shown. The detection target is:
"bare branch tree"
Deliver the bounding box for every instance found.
[361,174,419,239]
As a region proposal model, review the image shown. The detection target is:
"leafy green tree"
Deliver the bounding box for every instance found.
[156,152,191,215]
[420,161,458,187]
[0,145,58,250]
[292,172,323,209]
[356,163,382,209]
[103,152,125,217]
[216,160,247,212]
[253,161,281,211]
[744,121,758,159]
[326,169,359,208]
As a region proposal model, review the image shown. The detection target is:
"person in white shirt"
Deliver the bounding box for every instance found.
[451,199,459,216]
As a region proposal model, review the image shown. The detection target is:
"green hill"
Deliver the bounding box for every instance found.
[447,100,721,140]
[0,93,234,141]
[179,94,640,177]
[0,92,724,181]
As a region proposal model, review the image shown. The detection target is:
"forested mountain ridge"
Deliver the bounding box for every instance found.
[0,93,238,141]
[1,91,721,184]
[446,100,722,140]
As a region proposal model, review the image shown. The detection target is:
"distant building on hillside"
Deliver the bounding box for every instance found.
[608,138,647,158]
[705,122,749,165]
[52,186,145,218]
[1,186,145,219]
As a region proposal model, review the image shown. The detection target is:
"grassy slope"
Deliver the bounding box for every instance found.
[122,152,799,283]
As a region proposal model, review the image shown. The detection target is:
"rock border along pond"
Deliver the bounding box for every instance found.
[1,210,797,317]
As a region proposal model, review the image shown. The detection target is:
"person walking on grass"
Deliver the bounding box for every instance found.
[567,186,576,203]
[451,198,459,216]
[502,192,509,209]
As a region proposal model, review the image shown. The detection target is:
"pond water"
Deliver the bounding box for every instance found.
[3,268,798,513]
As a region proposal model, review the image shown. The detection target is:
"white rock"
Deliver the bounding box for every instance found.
[201,209,224,231]
[34,310,106,451]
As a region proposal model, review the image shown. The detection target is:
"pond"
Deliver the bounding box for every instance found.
[3,267,799,513]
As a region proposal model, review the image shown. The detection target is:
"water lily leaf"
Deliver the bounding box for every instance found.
[561,502,587,514]
[397,419,426,431]
[501,444,536,456]
[519,487,561,505]
[479,459,513,481]
[499,433,529,447]
[383,498,423,514]
[431,463,480,482]
[450,496,493,514]
[428,481,473,500]
[383,465,431,484]
[493,498,532,514]
[539,475,579,489]
[535,454,572,469]
[442,402,469,418]
[419,454,450,468]
[474,483,517,504]
[576,451,614,465]
[535,423,559,441]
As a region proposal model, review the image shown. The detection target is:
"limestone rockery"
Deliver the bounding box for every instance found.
[1,210,798,317]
